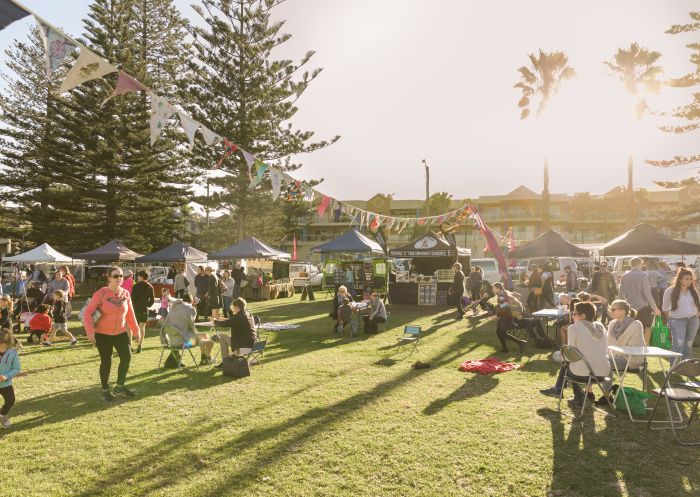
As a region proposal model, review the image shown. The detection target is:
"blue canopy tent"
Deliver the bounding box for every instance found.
[310,229,384,255]
[208,236,290,260]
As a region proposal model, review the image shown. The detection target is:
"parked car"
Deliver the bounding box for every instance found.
[290,262,321,288]
[524,257,583,286]
[470,258,502,284]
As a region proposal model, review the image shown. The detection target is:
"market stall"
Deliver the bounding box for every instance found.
[208,237,293,301]
[387,231,471,305]
[74,239,143,262]
[3,243,85,292]
[600,223,700,256]
[135,241,211,297]
[311,229,387,297]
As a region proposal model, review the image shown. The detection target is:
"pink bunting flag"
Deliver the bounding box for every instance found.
[215,139,238,169]
[317,195,331,216]
[101,71,147,106]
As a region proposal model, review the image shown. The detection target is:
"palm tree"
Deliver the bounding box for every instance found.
[515,50,577,120]
[604,42,663,118]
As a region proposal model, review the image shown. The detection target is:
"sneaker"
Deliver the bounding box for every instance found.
[568,397,585,408]
[42,341,52,346]
[113,385,135,398]
[594,394,613,406]
[518,340,527,354]
[0,415,11,428]
[539,387,561,398]
[103,390,116,402]
[136,344,142,354]
[200,357,211,366]
[551,350,562,362]
[70,338,78,346]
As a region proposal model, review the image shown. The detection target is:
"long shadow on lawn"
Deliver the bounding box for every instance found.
[538,407,698,497]
[67,325,490,497]
[423,373,499,415]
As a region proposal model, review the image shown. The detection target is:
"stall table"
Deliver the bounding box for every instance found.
[389,282,453,305]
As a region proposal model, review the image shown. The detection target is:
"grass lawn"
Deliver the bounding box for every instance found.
[3,295,699,497]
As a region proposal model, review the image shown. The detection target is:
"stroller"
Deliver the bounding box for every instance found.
[466,280,497,317]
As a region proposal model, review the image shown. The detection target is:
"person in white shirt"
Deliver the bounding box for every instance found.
[607,300,645,370]
[662,267,700,361]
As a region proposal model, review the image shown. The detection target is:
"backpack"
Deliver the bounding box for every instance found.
[508,296,524,318]
[79,289,105,328]
[222,356,250,378]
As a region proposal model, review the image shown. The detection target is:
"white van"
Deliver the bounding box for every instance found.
[525,257,582,286]
[290,262,321,288]
[611,255,698,283]
[470,258,502,284]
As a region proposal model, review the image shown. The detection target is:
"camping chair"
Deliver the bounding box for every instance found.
[211,314,262,364]
[395,325,421,354]
[245,339,267,366]
[647,358,700,445]
[556,345,616,421]
[157,325,199,372]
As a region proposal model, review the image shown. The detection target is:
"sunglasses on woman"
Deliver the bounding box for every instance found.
[110,273,124,279]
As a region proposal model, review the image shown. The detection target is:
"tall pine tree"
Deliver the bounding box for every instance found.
[184,0,338,242]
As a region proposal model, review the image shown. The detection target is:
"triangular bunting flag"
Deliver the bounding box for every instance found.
[0,0,30,31]
[149,93,177,145]
[303,184,314,201]
[333,201,343,222]
[270,167,283,200]
[250,160,268,187]
[101,71,147,106]
[38,22,78,78]
[241,149,255,179]
[178,111,201,150]
[200,126,222,146]
[317,195,331,216]
[59,47,117,94]
[215,139,238,169]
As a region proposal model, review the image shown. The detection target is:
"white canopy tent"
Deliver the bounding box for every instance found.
[4,243,75,263]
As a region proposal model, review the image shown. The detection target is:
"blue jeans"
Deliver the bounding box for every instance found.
[222,296,233,318]
[668,316,699,361]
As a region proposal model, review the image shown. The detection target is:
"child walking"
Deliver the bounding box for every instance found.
[47,290,77,346]
[0,328,20,428]
[159,288,171,318]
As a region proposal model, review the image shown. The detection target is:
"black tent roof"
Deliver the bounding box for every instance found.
[135,241,208,263]
[311,229,384,255]
[389,231,470,258]
[509,230,588,258]
[208,236,290,260]
[73,239,143,261]
[601,223,700,256]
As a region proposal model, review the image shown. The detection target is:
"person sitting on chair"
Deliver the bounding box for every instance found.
[160,293,215,365]
[607,300,645,371]
[214,298,256,367]
[363,291,387,334]
[540,302,611,407]
[336,297,352,335]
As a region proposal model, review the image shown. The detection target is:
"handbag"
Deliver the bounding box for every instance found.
[222,356,250,378]
[78,289,105,328]
[532,287,543,296]
[614,386,651,417]
[650,316,671,350]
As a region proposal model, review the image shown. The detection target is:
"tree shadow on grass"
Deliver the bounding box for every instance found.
[538,406,699,497]
[66,326,490,497]
[423,373,499,415]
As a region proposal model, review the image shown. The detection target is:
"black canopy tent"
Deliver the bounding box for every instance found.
[135,241,208,263]
[310,229,384,255]
[509,230,589,259]
[73,239,143,261]
[208,236,291,260]
[601,223,700,256]
[389,231,471,274]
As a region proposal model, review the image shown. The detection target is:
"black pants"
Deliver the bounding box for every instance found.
[363,315,386,333]
[175,289,185,299]
[554,365,585,398]
[527,292,541,313]
[496,316,526,350]
[95,332,132,390]
[0,385,15,415]
[470,287,481,301]
[455,292,465,315]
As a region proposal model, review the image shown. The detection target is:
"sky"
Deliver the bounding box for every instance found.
[0,0,698,200]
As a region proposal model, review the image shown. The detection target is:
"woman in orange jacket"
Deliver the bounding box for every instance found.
[83,266,140,402]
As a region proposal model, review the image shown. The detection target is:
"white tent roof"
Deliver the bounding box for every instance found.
[4,243,75,263]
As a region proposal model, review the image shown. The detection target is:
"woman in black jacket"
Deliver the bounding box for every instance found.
[131,270,155,353]
[214,298,256,366]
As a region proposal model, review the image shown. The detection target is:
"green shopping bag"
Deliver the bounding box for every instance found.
[614,387,651,417]
[650,316,671,350]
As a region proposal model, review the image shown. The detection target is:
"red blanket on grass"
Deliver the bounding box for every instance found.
[458,358,521,374]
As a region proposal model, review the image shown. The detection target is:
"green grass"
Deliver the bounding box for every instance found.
[3,295,699,497]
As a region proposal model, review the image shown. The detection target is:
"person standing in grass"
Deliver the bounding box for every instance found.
[662,267,700,361]
[46,290,77,346]
[58,266,76,319]
[0,328,20,428]
[131,271,155,354]
[84,266,140,402]
[0,295,13,331]
[220,270,234,318]
[174,267,189,299]
[449,262,466,320]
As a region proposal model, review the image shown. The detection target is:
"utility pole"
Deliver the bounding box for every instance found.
[422,159,430,217]
[205,179,210,227]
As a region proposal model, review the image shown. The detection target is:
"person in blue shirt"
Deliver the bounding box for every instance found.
[0,328,21,428]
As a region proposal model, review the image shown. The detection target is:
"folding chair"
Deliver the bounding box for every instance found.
[647,358,700,445]
[157,326,199,372]
[211,314,262,365]
[556,345,616,421]
[395,325,421,354]
[245,339,267,366]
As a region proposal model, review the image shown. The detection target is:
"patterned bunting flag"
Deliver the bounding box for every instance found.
[200,126,222,146]
[214,139,238,169]
[385,217,394,231]
[178,111,201,151]
[270,167,283,200]
[59,47,117,94]
[101,71,147,106]
[241,149,256,180]
[250,159,268,187]
[333,201,343,222]
[149,93,177,145]
[317,195,331,216]
[0,0,30,31]
[38,22,78,77]
[303,184,314,201]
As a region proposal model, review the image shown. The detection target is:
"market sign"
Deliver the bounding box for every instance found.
[414,237,438,249]
[388,249,455,258]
